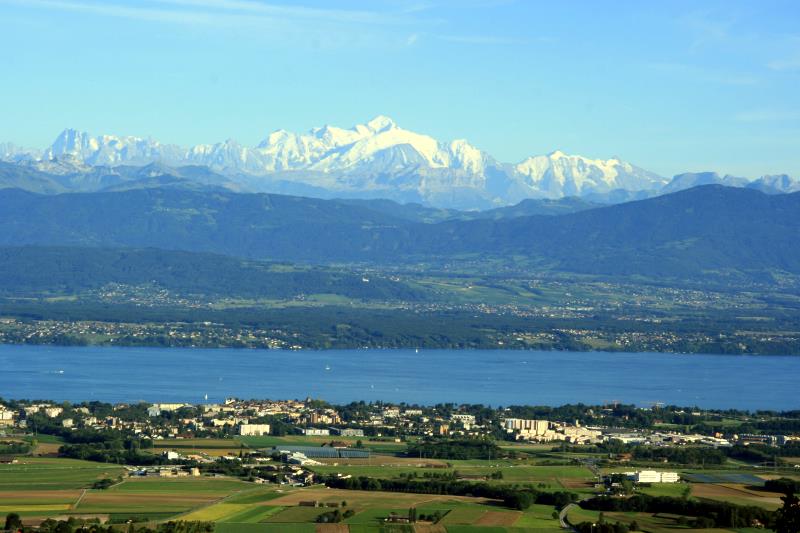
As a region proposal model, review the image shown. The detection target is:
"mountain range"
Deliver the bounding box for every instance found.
[1,185,798,279]
[5,117,796,209]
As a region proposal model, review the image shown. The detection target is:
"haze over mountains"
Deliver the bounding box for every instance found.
[3,117,797,209]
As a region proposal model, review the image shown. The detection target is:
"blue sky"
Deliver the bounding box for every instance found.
[1,0,799,177]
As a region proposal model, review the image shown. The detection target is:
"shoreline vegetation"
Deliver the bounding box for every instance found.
[1,315,798,355]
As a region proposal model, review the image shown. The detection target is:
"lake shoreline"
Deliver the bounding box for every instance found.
[2,338,798,356]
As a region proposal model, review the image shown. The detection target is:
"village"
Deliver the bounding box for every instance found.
[3,396,799,460]
[3,396,800,532]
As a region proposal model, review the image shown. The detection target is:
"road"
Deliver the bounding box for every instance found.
[559,502,579,530]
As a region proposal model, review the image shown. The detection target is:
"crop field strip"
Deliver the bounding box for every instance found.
[0,457,125,491]
[3,453,792,532]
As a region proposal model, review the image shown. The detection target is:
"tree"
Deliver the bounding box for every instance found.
[503,491,534,511]
[4,513,23,532]
[54,521,74,533]
[775,491,800,533]
[620,479,634,495]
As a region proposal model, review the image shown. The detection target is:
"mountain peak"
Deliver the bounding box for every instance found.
[53,128,88,143]
[365,115,396,133]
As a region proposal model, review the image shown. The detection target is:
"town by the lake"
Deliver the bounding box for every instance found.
[2,395,799,532]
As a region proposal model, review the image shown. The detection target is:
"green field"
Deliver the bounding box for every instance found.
[264,506,328,522]
[215,524,315,533]
[310,458,594,491]
[637,482,690,498]
[438,506,486,525]
[0,457,125,491]
[108,478,251,494]
[2,452,780,533]
[513,504,563,528]
[220,505,284,523]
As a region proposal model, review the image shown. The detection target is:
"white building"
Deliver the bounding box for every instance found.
[0,408,14,427]
[659,472,680,483]
[632,470,680,483]
[239,423,271,436]
[154,403,187,411]
[503,418,552,439]
[299,428,330,436]
[285,452,322,466]
[331,428,364,437]
[451,414,477,425]
[210,417,248,427]
[44,407,63,418]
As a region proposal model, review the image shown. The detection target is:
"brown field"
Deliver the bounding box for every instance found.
[32,443,62,456]
[692,483,783,509]
[315,525,349,533]
[474,510,521,526]
[559,479,594,489]
[412,525,447,533]
[151,441,243,458]
[0,490,81,504]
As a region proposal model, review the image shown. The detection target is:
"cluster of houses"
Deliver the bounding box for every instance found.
[1,399,799,457]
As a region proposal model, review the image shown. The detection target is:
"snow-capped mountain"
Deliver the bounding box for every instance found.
[661,172,750,194]
[0,142,40,163]
[45,129,186,167]
[746,174,800,195]
[5,116,789,208]
[512,151,666,198]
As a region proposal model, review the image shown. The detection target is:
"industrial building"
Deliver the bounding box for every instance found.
[271,445,370,459]
[629,470,680,483]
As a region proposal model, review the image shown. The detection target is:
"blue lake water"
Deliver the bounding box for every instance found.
[1,344,798,410]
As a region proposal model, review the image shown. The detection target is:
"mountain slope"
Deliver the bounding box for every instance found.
[0,246,422,301]
[427,185,800,277]
[0,186,798,278]
[0,162,67,194]
[661,172,749,194]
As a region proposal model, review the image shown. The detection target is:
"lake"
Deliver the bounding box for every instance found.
[2,344,798,410]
